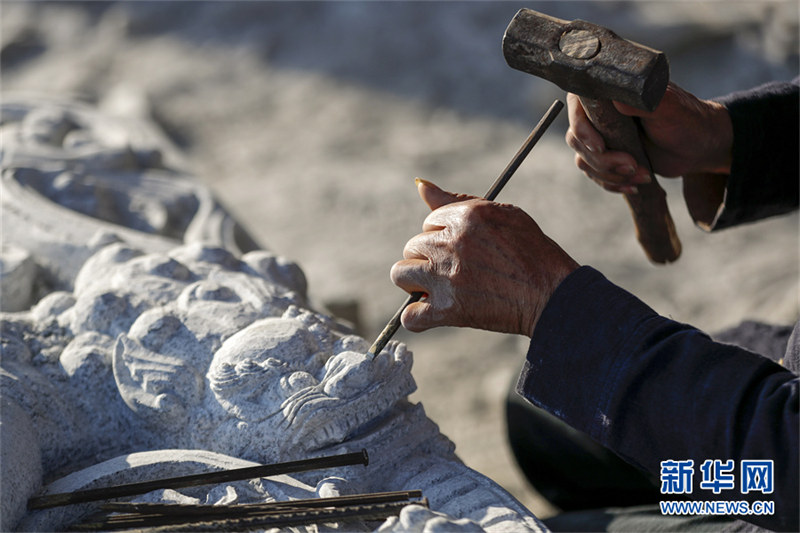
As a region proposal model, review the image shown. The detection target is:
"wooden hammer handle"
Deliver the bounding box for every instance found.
[579,97,681,263]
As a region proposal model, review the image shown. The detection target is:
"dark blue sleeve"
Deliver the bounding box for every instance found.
[709,78,799,230]
[517,266,799,531]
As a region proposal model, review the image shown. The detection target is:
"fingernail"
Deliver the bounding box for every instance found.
[615,165,636,176]
[621,185,639,195]
[587,144,603,154]
[415,177,433,188]
[632,172,652,184]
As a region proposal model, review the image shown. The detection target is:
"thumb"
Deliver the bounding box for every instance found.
[416,178,474,211]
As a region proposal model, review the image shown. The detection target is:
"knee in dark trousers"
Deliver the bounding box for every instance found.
[505,379,661,511]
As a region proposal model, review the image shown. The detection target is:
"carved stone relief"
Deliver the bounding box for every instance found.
[0,97,544,532]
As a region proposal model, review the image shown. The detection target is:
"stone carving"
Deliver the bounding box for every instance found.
[0,95,258,301]
[0,97,544,532]
[18,449,319,532]
[0,244,37,313]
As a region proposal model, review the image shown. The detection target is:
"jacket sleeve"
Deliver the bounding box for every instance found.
[707,78,799,230]
[517,266,799,531]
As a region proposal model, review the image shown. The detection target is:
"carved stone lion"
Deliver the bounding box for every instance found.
[0,96,544,532]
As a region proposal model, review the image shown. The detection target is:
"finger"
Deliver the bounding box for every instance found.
[421,200,476,233]
[566,93,605,154]
[390,259,431,294]
[566,120,646,186]
[568,129,640,175]
[400,300,436,332]
[567,94,652,186]
[590,175,639,195]
[577,157,631,193]
[573,150,647,186]
[565,127,593,158]
[402,281,459,332]
[401,231,436,261]
[416,178,477,211]
[576,156,642,194]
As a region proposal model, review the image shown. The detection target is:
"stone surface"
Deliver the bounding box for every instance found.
[0,244,37,312]
[0,397,42,532]
[0,96,544,532]
[19,449,316,532]
[3,237,543,531]
[0,96,259,294]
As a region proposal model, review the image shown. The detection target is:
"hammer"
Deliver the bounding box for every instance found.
[503,9,681,264]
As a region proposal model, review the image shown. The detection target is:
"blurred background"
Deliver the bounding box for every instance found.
[3,0,798,517]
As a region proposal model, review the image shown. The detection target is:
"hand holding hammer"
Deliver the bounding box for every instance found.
[503,9,682,263]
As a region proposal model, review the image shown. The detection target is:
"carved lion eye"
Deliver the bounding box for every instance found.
[281,371,317,394]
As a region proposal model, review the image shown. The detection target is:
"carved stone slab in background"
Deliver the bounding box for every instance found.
[0,95,259,304]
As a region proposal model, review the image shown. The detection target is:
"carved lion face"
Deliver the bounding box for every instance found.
[203,311,417,461]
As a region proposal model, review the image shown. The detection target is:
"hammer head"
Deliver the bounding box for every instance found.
[503,9,669,111]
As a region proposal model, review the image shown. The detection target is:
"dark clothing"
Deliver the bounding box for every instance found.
[518,269,798,531]
[514,78,799,532]
[711,78,800,230]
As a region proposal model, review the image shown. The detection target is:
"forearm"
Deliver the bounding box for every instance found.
[517,267,799,531]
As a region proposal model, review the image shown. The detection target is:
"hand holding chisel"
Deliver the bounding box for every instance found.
[369,100,564,357]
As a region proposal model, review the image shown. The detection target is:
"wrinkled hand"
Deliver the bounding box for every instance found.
[565,83,733,227]
[390,179,579,337]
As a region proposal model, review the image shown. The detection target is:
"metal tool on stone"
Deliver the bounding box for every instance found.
[28,449,369,510]
[368,99,564,358]
[73,490,426,531]
[73,500,427,532]
[503,8,681,264]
